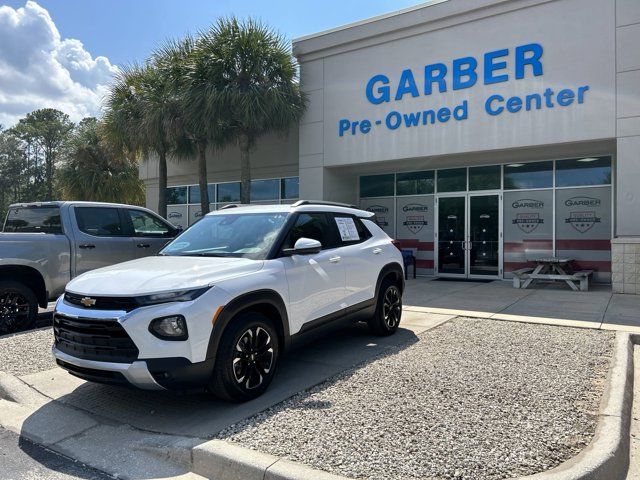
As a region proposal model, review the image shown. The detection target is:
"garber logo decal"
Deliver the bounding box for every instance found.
[564,197,601,233]
[511,199,544,233]
[512,199,544,209]
[402,203,428,213]
[565,196,601,207]
[566,211,601,233]
[513,213,543,233]
[402,204,428,234]
[168,212,183,219]
[366,205,389,227]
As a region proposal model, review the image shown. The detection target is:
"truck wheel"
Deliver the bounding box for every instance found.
[209,311,280,402]
[368,279,402,336]
[0,281,38,335]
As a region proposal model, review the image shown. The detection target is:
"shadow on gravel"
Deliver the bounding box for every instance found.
[17,320,418,478]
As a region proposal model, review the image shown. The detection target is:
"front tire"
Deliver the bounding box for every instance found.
[209,311,280,402]
[0,281,38,335]
[368,279,402,336]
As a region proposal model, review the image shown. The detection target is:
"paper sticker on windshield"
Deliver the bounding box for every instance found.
[335,217,360,241]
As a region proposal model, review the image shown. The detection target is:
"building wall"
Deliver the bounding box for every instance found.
[295,0,617,183]
[612,0,640,293]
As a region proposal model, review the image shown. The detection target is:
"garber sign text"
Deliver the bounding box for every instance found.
[338,43,590,137]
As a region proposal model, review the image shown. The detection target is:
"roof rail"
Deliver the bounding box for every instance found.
[292,200,358,209]
[219,204,241,210]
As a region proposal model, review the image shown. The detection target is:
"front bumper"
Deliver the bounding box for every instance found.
[53,346,165,390]
[52,292,221,390]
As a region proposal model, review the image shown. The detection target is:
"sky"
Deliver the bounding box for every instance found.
[0,0,424,127]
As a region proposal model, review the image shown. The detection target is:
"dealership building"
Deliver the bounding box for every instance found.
[139,0,640,293]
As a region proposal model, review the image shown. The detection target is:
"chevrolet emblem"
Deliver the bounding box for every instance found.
[80,297,96,307]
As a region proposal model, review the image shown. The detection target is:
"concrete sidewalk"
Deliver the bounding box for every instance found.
[403,278,640,333]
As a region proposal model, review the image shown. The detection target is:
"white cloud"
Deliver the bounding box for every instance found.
[0,1,119,127]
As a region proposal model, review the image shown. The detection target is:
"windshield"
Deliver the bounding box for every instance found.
[160,211,288,259]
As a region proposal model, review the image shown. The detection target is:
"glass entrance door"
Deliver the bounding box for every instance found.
[437,196,466,276]
[436,194,502,279]
[468,194,500,277]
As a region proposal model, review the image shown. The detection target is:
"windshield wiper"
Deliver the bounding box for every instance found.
[182,252,230,257]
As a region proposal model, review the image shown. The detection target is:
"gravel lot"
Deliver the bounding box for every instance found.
[219,318,613,480]
[0,328,56,376]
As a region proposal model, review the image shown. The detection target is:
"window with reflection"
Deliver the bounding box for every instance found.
[217,182,241,203]
[188,184,216,204]
[469,165,501,191]
[503,161,553,190]
[360,174,395,197]
[166,186,188,205]
[396,171,434,195]
[281,177,299,199]
[250,179,279,201]
[437,168,466,192]
[555,157,611,187]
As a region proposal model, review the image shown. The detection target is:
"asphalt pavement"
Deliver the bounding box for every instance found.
[0,427,113,480]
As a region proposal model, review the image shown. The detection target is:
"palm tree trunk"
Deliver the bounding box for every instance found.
[239,133,251,205]
[157,150,167,218]
[198,142,210,215]
[45,144,53,201]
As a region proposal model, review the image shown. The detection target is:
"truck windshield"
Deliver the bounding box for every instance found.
[3,206,62,234]
[160,212,288,260]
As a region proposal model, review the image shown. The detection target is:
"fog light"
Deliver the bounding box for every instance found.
[149,315,188,341]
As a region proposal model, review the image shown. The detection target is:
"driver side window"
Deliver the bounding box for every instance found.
[284,213,341,250]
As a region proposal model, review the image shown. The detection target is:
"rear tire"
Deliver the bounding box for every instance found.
[368,279,402,336]
[209,311,280,402]
[0,281,38,335]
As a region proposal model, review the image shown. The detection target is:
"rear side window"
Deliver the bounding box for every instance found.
[75,207,124,237]
[126,209,172,237]
[3,206,62,234]
[284,213,341,250]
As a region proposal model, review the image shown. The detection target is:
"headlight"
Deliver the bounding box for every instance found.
[136,286,210,307]
[149,315,188,341]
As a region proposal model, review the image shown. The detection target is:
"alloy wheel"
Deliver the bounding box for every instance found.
[232,326,274,390]
[382,286,401,329]
[0,291,30,333]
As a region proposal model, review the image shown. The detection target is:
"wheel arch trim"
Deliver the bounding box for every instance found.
[205,289,290,362]
[375,262,405,300]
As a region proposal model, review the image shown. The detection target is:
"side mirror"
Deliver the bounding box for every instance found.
[282,237,322,256]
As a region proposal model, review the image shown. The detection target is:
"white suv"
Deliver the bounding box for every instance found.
[52,201,404,401]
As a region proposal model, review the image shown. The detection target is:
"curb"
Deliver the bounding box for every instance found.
[517,331,637,480]
[191,439,350,480]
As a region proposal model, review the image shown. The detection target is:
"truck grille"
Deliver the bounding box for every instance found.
[64,292,139,312]
[54,314,139,363]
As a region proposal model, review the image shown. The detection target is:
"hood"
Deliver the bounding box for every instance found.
[66,255,264,296]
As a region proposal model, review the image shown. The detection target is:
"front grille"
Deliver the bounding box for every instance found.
[64,292,139,312]
[54,314,139,363]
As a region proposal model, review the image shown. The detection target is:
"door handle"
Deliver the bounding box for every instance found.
[136,243,151,249]
[372,248,382,254]
[329,256,341,263]
[78,244,95,249]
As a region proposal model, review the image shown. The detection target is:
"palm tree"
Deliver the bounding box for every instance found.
[58,117,144,204]
[152,37,216,216]
[190,18,306,204]
[104,64,184,218]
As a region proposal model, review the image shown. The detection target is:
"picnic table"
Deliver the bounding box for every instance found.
[512,257,593,291]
